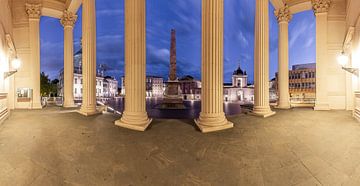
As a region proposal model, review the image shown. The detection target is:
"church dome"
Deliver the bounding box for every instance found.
[233,65,246,75]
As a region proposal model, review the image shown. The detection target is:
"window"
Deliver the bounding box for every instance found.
[75,78,77,84]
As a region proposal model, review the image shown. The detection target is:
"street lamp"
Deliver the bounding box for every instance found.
[4,57,21,79]
[338,51,358,76]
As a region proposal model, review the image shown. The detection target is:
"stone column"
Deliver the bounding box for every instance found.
[275,5,292,109]
[78,0,98,116]
[252,0,276,117]
[61,10,77,108]
[194,0,233,133]
[26,4,42,109]
[312,0,331,110]
[115,0,152,131]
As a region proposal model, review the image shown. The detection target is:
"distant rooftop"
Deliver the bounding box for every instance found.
[233,64,247,76]
[292,63,316,70]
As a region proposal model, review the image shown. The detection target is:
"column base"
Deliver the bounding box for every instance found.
[32,102,43,109]
[77,107,101,116]
[275,104,291,109]
[63,104,78,108]
[194,113,233,133]
[251,106,276,118]
[314,102,330,110]
[115,111,152,131]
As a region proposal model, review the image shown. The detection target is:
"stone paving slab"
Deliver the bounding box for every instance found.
[0,108,360,185]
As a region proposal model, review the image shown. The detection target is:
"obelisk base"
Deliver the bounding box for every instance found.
[158,81,186,109]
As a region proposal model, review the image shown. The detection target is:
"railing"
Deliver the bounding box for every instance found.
[96,100,121,115]
[354,91,360,122]
[42,97,63,107]
[0,93,9,125]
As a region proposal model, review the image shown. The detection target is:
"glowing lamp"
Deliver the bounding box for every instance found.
[11,58,21,70]
[4,57,21,79]
[337,52,349,67]
[338,51,359,76]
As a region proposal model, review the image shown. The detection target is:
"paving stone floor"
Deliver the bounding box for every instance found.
[1,107,360,185]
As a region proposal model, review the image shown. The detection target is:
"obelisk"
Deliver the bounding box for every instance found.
[159,29,185,109]
[167,29,179,95]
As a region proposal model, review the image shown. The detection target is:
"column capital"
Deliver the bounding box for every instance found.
[275,5,292,23]
[25,3,42,19]
[311,0,331,14]
[61,10,78,27]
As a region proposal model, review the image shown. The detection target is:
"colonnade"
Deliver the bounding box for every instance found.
[25,0,98,114]
[273,0,331,112]
[312,0,331,110]
[25,4,42,109]
[25,0,332,132]
[61,10,77,108]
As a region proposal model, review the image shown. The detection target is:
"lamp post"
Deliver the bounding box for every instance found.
[338,52,358,76]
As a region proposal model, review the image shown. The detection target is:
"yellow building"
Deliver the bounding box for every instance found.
[289,63,316,107]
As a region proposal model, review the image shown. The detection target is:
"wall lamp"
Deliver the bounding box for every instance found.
[4,58,21,79]
[338,52,358,76]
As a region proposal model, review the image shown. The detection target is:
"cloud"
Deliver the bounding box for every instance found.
[237,31,249,47]
[96,9,123,17]
[304,37,315,48]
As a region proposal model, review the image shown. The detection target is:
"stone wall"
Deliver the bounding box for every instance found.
[326,0,347,109]
[0,0,13,122]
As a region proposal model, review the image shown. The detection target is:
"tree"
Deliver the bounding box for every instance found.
[40,72,51,97]
[40,72,59,97]
[50,79,59,97]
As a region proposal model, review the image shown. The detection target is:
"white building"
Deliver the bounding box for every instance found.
[59,69,118,99]
[121,76,164,97]
[58,48,118,99]
[223,65,254,103]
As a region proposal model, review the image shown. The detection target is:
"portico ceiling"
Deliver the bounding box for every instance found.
[23,0,353,21]
[24,0,81,19]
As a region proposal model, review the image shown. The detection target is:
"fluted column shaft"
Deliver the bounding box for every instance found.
[253,0,275,117]
[115,0,152,131]
[275,6,291,109]
[61,11,77,108]
[26,4,42,109]
[79,0,98,115]
[312,0,331,110]
[195,0,233,133]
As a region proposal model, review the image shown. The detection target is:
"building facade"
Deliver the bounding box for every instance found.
[275,63,316,106]
[58,48,118,99]
[59,68,118,99]
[223,65,254,103]
[178,75,202,100]
[121,76,164,97]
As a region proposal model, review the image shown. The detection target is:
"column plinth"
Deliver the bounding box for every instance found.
[26,3,42,109]
[195,0,233,133]
[61,10,77,108]
[312,0,331,110]
[78,0,99,116]
[252,0,275,117]
[115,0,152,131]
[275,5,291,109]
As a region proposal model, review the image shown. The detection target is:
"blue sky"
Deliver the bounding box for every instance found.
[40,0,315,83]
